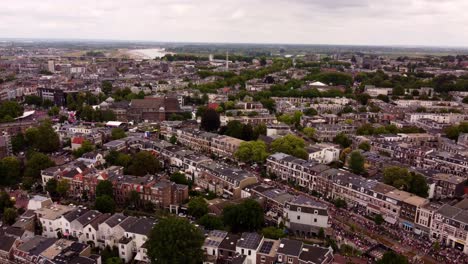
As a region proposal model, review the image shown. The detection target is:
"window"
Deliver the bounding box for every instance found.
[288,257,293,263]
[241,249,244,255]
[121,251,125,255]
[248,250,251,256]
[314,218,317,223]
[121,245,124,249]
[297,215,301,220]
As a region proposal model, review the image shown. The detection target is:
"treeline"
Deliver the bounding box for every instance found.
[190,59,292,93]
[356,70,468,93]
[356,124,425,136]
[0,101,23,122]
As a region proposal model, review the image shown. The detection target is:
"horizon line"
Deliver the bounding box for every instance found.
[1,37,468,51]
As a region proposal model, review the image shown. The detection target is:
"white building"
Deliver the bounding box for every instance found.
[306,143,340,164]
[284,195,329,237]
[236,232,263,264]
[35,204,74,238]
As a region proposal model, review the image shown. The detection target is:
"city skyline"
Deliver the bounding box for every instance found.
[1,0,468,47]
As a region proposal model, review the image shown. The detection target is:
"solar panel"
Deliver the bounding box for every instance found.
[259,241,274,254]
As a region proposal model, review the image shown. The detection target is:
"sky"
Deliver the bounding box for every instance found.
[1,0,467,47]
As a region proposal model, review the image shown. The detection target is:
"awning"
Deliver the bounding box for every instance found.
[384,216,397,224]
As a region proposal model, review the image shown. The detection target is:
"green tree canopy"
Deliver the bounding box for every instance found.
[45,178,59,199]
[200,108,220,132]
[96,180,114,198]
[111,128,127,140]
[0,101,23,122]
[0,191,14,212]
[147,217,204,264]
[303,127,316,139]
[348,151,366,175]
[72,140,95,158]
[271,134,308,160]
[25,120,60,152]
[235,140,269,164]
[333,133,352,148]
[0,156,21,186]
[170,172,189,185]
[3,207,17,225]
[197,214,224,230]
[56,179,70,198]
[127,151,162,176]
[222,199,264,233]
[187,197,209,219]
[94,195,116,214]
[261,226,286,239]
[383,166,429,197]
[358,141,371,151]
[24,152,55,179]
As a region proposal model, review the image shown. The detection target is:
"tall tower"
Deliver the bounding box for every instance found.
[226,51,229,71]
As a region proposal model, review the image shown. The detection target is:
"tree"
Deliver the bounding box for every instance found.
[169,135,177,144]
[271,135,308,160]
[56,179,70,198]
[463,96,468,104]
[188,197,209,219]
[0,101,23,122]
[72,140,95,158]
[261,226,286,239]
[128,151,161,176]
[318,227,325,239]
[222,199,264,233]
[358,141,371,151]
[170,172,189,185]
[303,127,316,139]
[0,191,13,212]
[96,180,114,198]
[105,257,123,264]
[3,208,17,225]
[45,178,59,199]
[376,251,408,264]
[11,132,26,153]
[147,217,204,264]
[356,93,371,105]
[111,128,127,140]
[24,152,55,178]
[333,198,347,208]
[235,141,269,164]
[383,166,429,197]
[24,95,43,106]
[197,214,224,230]
[348,151,366,174]
[126,190,140,209]
[200,108,220,132]
[224,120,243,139]
[94,195,116,214]
[47,106,60,116]
[0,156,21,186]
[333,133,352,148]
[374,214,384,225]
[303,108,318,116]
[26,120,60,152]
[102,81,113,95]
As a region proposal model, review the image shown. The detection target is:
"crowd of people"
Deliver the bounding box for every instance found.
[262,179,468,263]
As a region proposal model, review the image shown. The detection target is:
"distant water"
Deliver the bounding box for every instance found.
[128,48,170,59]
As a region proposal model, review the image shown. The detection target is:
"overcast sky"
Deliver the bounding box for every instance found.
[1,0,467,47]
